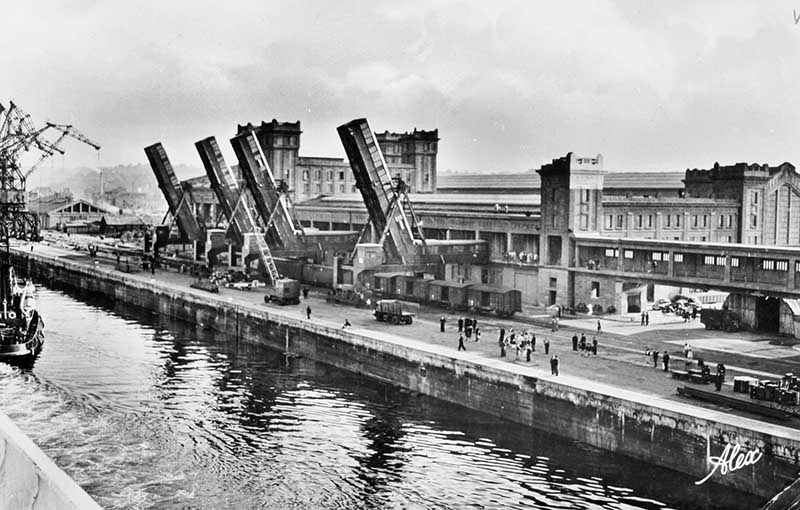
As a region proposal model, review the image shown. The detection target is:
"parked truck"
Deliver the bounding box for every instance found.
[700,308,740,332]
[373,299,419,325]
[264,278,301,305]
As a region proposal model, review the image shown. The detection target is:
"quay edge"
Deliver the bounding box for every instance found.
[12,249,800,501]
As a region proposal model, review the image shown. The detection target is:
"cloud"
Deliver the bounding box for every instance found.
[0,1,797,176]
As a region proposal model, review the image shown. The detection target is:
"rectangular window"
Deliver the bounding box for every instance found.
[704,255,715,265]
[582,189,590,203]
[692,215,698,228]
[796,261,800,273]
[636,215,642,228]
[623,250,634,259]
[338,171,345,180]
[728,215,734,229]
[604,215,613,229]
[674,253,684,263]
[616,215,623,228]
[591,281,600,299]
[676,215,682,228]
[314,182,321,193]
[716,256,725,266]
[776,260,789,271]
[666,215,671,228]
[762,259,775,271]
[702,215,708,228]
[604,248,618,257]
[718,215,724,228]
[303,182,310,193]
[302,171,309,180]
[751,191,759,204]
[549,277,557,288]
[314,170,321,180]
[750,215,758,228]
[647,215,653,229]
[731,257,739,268]
[580,214,589,229]
[652,252,663,261]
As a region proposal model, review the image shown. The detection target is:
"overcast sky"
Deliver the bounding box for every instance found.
[2,1,798,177]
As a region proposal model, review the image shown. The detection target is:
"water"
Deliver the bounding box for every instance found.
[0,286,763,510]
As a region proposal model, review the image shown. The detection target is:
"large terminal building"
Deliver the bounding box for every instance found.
[172,119,800,337]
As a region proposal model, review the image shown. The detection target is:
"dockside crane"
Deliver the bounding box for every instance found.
[0,100,100,240]
[144,143,202,242]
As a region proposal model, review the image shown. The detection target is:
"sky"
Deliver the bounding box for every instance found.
[2,1,799,178]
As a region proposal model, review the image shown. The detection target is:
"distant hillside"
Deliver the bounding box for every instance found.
[29,163,203,197]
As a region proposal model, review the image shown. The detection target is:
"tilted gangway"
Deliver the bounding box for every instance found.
[144,143,202,242]
[229,131,304,251]
[194,136,280,283]
[337,118,425,264]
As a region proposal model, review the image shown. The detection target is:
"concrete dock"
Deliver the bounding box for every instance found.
[10,239,800,500]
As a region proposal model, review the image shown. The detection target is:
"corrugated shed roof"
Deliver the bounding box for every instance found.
[437,172,686,190]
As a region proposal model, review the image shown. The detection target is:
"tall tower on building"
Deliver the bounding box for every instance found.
[237,120,301,196]
[536,153,604,306]
[376,128,439,193]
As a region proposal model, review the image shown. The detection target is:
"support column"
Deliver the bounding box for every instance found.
[789,259,797,290]
[724,252,732,284]
[506,232,513,253]
[667,249,675,278]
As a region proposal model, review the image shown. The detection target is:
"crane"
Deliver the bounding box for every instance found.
[0,99,101,241]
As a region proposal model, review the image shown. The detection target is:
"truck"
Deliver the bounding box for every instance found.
[264,278,301,305]
[373,299,419,325]
[700,308,740,332]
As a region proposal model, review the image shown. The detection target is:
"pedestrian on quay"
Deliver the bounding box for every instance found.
[499,337,506,358]
[597,320,602,334]
[508,328,516,344]
[652,349,660,368]
[663,351,670,371]
[499,327,506,345]
[687,345,693,360]
[715,363,726,391]
[306,305,311,319]
[515,342,521,360]
[440,316,446,332]
[474,327,481,342]
[526,341,532,362]
[531,333,536,352]
[645,312,650,326]
[342,319,351,329]
[472,318,478,330]
[550,355,559,376]
[592,336,598,355]
[302,287,309,299]
[572,334,578,351]
[683,343,689,358]
[457,334,466,352]
[458,317,464,333]
[641,312,646,326]
[465,317,472,332]
[644,347,651,366]
[544,336,550,355]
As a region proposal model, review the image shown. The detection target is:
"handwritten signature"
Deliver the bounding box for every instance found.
[696,443,763,485]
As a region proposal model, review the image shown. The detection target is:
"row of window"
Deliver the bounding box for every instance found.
[603,213,737,230]
[599,250,800,273]
[302,170,347,181]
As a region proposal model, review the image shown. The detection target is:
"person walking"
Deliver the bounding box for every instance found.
[645,312,650,326]
[440,316,446,332]
[499,327,506,345]
[342,319,351,329]
[499,337,506,358]
[544,336,550,355]
[306,306,311,319]
[715,363,726,391]
[683,343,689,358]
[457,334,466,352]
[592,336,598,355]
[531,334,536,352]
[597,320,602,334]
[458,317,464,333]
[526,342,532,362]
[641,312,646,326]
[663,351,670,371]
[652,349,660,368]
[474,327,481,342]
[572,334,578,351]
[551,355,560,376]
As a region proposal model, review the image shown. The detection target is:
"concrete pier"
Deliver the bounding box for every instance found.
[12,245,800,500]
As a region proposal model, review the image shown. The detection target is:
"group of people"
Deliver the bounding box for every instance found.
[571,333,598,355]
[496,327,552,361]
[645,347,671,371]
[640,311,650,326]
[455,316,481,341]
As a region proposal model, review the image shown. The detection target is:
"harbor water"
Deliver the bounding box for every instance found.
[0,286,764,510]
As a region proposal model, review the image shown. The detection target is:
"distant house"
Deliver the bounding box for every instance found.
[98,215,148,236]
[28,195,116,231]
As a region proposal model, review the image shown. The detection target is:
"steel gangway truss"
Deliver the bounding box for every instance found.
[229,131,303,250]
[195,136,280,284]
[337,118,425,264]
[145,143,202,241]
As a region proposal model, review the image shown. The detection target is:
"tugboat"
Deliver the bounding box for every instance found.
[0,260,44,365]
